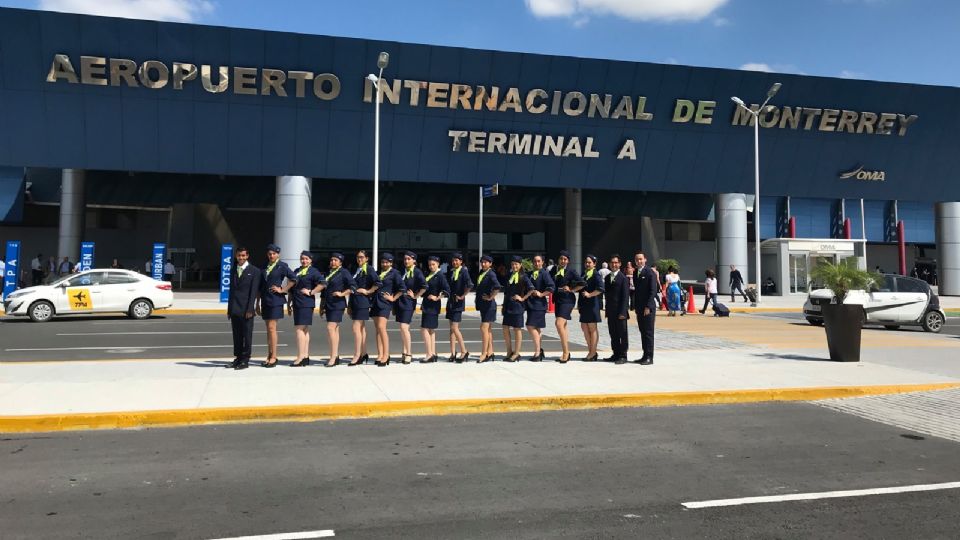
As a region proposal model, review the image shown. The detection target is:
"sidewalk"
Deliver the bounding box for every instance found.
[2,309,959,432]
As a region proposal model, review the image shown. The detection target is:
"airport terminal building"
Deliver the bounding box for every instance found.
[1,6,959,295]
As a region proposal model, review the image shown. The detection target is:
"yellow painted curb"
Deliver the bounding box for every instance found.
[2,382,957,433]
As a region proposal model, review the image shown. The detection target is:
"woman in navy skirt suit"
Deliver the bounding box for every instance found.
[372,252,405,366]
[445,252,473,362]
[258,244,296,368]
[551,250,581,363]
[578,254,605,362]
[349,249,379,366]
[396,251,426,364]
[502,255,533,362]
[523,254,555,362]
[287,251,326,367]
[420,255,450,363]
[323,252,355,365]
[474,254,502,363]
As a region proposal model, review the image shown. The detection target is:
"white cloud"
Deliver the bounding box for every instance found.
[712,16,730,26]
[739,62,806,75]
[38,0,214,23]
[525,0,728,23]
[839,69,867,79]
[573,15,590,27]
[739,62,774,72]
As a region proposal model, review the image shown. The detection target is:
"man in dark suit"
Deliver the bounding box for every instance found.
[604,254,630,364]
[227,247,261,370]
[632,251,659,365]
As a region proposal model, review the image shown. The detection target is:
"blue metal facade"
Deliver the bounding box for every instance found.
[1,7,958,206]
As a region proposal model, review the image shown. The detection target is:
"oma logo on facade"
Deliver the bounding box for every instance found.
[840,165,885,181]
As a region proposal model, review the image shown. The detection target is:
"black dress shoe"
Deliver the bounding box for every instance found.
[225,359,239,369]
[637,357,654,365]
[603,355,618,362]
[614,357,628,365]
[234,361,249,370]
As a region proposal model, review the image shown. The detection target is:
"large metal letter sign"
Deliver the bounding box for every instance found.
[80,242,95,272]
[3,240,20,300]
[219,244,233,303]
[152,243,165,281]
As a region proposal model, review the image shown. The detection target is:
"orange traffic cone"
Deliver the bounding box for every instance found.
[547,292,555,313]
[687,286,696,314]
[660,283,667,311]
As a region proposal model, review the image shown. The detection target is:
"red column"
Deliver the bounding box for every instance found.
[788,216,796,239]
[843,218,852,240]
[897,220,906,275]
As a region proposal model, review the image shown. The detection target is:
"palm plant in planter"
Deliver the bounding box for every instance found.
[809,259,881,362]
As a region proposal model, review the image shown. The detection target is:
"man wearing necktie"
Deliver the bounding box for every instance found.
[632,251,659,365]
[603,254,630,364]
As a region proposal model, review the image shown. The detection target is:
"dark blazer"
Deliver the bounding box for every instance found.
[260,261,297,308]
[446,266,473,314]
[228,263,261,317]
[374,267,406,312]
[323,266,356,312]
[525,268,556,312]
[503,271,533,315]
[552,265,580,307]
[350,263,380,312]
[633,265,660,312]
[397,266,427,313]
[421,270,450,315]
[288,266,325,309]
[604,271,630,319]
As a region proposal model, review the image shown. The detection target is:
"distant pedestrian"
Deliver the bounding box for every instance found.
[625,261,635,310]
[111,258,123,269]
[45,256,56,283]
[700,269,719,314]
[162,259,175,282]
[665,267,684,315]
[144,260,151,275]
[31,253,43,286]
[58,257,72,277]
[598,261,611,281]
[729,264,748,302]
[227,247,261,370]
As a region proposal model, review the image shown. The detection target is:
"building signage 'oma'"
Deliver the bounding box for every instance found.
[840,165,886,181]
[45,54,920,160]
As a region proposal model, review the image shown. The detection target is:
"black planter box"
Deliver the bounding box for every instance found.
[822,303,863,362]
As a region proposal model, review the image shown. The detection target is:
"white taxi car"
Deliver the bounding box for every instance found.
[2,269,174,322]
[803,274,946,333]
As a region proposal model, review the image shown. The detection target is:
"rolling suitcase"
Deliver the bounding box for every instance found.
[713,303,730,317]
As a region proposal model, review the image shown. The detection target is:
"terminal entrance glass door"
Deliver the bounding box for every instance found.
[790,253,840,294]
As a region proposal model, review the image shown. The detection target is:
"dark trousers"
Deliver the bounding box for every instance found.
[636,309,656,359]
[32,270,43,286]
[730,283,748,301]
[702,293,718,312]
[230,315,254,361]
[607,315,628,359]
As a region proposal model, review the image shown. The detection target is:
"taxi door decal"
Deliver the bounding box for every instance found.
[66,287,93,310]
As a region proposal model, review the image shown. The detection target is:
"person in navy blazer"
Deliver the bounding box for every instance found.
[420,255,450,363]
[396,251,427,364]
[604,254,631,364]
[287,251,326,367]
[227,247,261,370]
[257,244,296,368]
[323,252,355,365]
[349,249,379,366]
[523,254,555,362]
[501,255,533,362]
[474,254,502,363]
[552,250,580,363]
[632,251,659,365]
[445,252,473,362]
[372,252,406,366]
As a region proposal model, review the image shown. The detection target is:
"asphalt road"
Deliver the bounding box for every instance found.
[3,403,960,539]
[0,314,586,362]
[756,312,960,336]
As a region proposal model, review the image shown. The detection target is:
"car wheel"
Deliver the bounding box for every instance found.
[806,317,823,326]
[921,311,945,333]
[128,299,153,320]
[884,325,900,330]
[28,300,55,322]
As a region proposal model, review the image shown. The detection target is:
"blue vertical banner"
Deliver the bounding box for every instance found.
[219,244,233,303]
[80,242,95,272]
[151,243,165,281]
[3,240,20,300]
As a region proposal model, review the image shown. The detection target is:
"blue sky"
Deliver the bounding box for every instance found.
[4,0,959,87]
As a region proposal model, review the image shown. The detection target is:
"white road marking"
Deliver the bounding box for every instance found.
[681,481,960,509]
[5,344,286,352]
[55,331,280,336]
[207,530,335,540]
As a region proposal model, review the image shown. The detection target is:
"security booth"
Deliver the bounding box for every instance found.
[759,238,867,295]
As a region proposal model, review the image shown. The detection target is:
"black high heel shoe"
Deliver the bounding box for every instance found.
[421,355,437,364]
[262,358,278,368]
[477,354,490,363]
[584,353,598,362]
[558,353,570,364]
[402,353,413,365]
[505,353,520,362]
[448,354,457,362]
[325,357,340,368]
[376,357,391,367]
[458,351,470,363]
[290,357,310,367]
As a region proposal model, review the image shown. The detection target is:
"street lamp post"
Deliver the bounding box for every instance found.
[366,51,390,264]
[731,82,781,306]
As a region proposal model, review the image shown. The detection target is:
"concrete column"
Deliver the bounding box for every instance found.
[57,169,85,262]
[716,193,749,295]
[935,202,960,296]
[564,188,583,270]
[274,176,312,268]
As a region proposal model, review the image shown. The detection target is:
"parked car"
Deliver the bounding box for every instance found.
[803,274,946,333]
[2,269,174,322]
